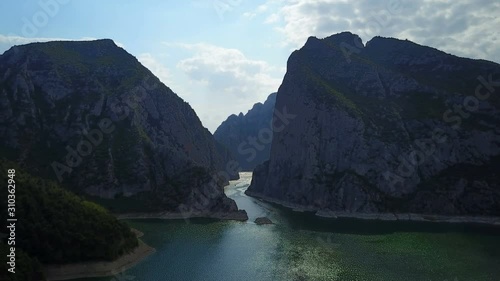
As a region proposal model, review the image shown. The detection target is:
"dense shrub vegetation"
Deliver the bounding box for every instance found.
[0,159,138,270]
[0,243,45,281]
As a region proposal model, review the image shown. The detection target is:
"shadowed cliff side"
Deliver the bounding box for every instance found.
[247,32,500,218]
[0,39,245,217]
[214,93,277,171]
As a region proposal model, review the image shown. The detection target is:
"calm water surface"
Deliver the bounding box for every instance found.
[80,172,500,281]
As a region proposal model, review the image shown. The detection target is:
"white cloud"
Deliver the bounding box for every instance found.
[242,3,271,20]
[264,13,280,24]
[161,42,284,132]
[267,0,500,62]
[137,53,173,87]
[172,42,282,99]
[243,12,257,19]
[257,4,269,13]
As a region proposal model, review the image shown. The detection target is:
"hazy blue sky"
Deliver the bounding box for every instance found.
[1,0,499,132]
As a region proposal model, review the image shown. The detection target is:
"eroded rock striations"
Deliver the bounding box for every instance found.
[247,32,500,218]
[214,93,276,171]
[0,39,246,219]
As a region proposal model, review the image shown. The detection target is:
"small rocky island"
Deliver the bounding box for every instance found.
[255,217,273,225]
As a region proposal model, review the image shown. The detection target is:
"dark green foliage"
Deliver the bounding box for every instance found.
[87,166,217,214]
[88,191,159,213]
[0,244,45,281]
[0,159,138,265]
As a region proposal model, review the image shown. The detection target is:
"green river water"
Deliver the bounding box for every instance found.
[79,172,500,281]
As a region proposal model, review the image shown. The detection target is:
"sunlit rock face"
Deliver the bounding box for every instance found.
[247,32,500,216]
[0,39,242,216]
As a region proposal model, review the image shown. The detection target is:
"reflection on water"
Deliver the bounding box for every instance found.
[80,172,500,281]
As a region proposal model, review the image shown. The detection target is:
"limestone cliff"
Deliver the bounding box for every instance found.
[247,32,500,217]
[0,39,245,218]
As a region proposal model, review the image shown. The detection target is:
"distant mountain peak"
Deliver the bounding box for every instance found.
[214,93,277,171]
[322,31,364,47]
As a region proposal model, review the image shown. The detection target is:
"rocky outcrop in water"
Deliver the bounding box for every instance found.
[254,217,273,225]
[214,93,276,171]
[0,39,245,218]
[247,32,500,217]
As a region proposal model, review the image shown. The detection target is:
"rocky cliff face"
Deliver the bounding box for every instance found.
[247,32,500,217]
[0,39,245,218]
[214,93,276,171]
